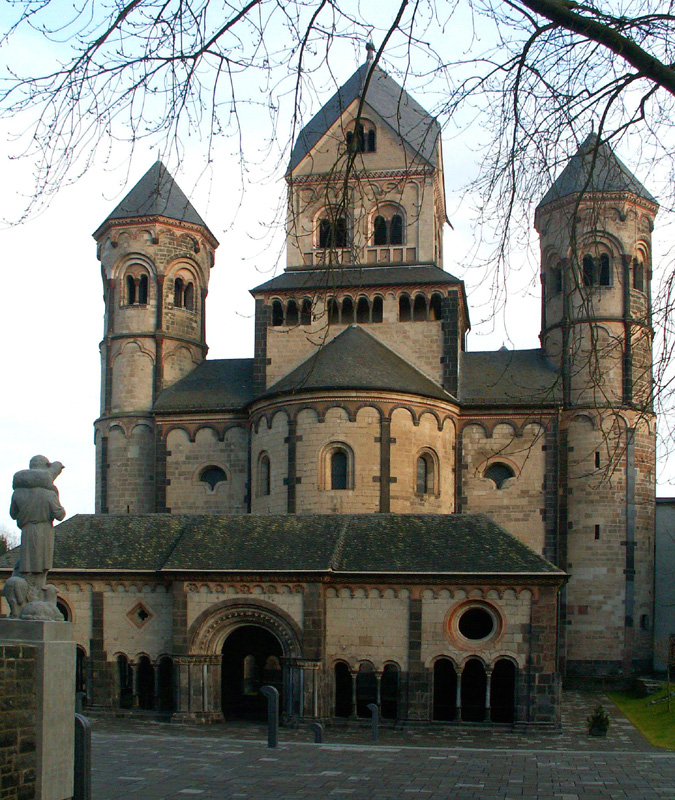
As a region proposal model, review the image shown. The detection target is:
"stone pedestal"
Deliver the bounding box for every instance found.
[0,619,75,800]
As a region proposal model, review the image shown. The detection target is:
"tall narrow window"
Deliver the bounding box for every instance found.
[319,217,347,249]
[429,293,442,321]
[633,258,645,292]
[390,214,403,245]
[184,281,194,311]
[372,296,383,323]
[174,277,185,307]
[331,450,348,490]
[374,215,387,246]
[372,207,405,246]
[285,299,299,326]
[399,295,411,322]
[126,274,136,305]
[416,451,437,495]
[413,294,427,321]
[300,298,312,325]
[271,299,284,327]
[583,253,611,287]
[341,296,354,324]
[367,128,376,152]
[328,298,340,324]
[356,296,370,324]
[138,274,148,304]
[258,453,271,496]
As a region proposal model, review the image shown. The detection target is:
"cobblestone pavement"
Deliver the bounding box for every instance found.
[91,692,675,799]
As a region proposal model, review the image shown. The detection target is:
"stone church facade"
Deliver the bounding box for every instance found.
[1,61,658,725]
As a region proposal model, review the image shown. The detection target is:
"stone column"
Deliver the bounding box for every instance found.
[456,668,463,722]
[172,655,223,724]
[0,619,75,800]
[485,667,492,722]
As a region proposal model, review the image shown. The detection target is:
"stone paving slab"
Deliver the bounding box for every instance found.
[90,693,675,800]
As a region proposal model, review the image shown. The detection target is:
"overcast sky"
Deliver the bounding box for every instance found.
[1,8,673,537]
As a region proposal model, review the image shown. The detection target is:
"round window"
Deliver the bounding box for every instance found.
[458,607,495,640]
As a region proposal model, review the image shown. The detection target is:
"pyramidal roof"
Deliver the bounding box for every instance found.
[264,324,455,402]
[289,63,441,171]
[95,161,216,239]
[538,133,657,208]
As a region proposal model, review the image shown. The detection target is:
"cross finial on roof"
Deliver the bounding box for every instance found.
[366,41,375,63]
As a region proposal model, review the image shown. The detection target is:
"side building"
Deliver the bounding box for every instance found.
[0,60,658,724]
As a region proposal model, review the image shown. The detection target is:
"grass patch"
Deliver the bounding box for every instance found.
[608,685,675,750]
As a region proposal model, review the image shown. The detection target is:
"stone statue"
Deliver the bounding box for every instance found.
[3,455,66,621]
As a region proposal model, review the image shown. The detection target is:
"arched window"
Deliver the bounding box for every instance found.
[429,293,442,321]
[258,453,271,497]
[300,298,312,325]
[322,443,354,491]
[138,274,148,304]
[271,299,284,327]
[582,253,611,287]
[484,462,515,489]
[371,205,405,246]
[328,297,340,325]
[341,296,354,324]
[174,277,184,307]
[356,296,370,324]
[549,265,563,297]
[346,121,376,153]
[331,450,348,490]
[285,299,299,326]
[413,294,427,321]
[183,281,195,311]
[633,258,645,292]
[199,465,227,491]
[399,294,411,322]
[416,451,437,495]
[319,216,347,249]
[371,296,383,323]
[126,274,136,305]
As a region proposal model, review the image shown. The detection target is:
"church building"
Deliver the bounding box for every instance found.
[0,59,658,726]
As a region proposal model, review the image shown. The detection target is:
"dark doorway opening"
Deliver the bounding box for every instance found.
[490,659,516,723]
[157,656,175,713]
[334,662,352,717]
[221,625,283,720]
[380,663,399,720]
[432,658,457,721]
[461,658,487,722]
[137,656,155,710]
[356,662,377,718]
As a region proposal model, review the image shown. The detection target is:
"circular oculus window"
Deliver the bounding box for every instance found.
[448,603,502,647]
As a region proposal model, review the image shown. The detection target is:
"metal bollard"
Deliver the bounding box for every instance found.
[309,722,324,743]
[74,713,92,800]
[260,685,279,748]
[367,703,379,743]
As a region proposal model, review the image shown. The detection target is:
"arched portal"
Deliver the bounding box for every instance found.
[221,625,283,720]
[490,658,517,723]
[461,659,487,722]
[356,662,377,717]
[432,658,457,721]
[137,656,155,710]
[334,662,352,718]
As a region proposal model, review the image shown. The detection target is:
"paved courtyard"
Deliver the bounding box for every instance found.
[91,693,675,799]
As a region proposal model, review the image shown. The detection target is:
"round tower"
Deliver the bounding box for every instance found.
[93,162,219,514]
[535,134,658,678]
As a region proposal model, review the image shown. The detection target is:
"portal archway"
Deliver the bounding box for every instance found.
[221,625,283,720]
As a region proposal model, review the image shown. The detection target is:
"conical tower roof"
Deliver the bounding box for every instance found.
[538,133,657,208]
[289,63,440,171]
[94,162,216,241]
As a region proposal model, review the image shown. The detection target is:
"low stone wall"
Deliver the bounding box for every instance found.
[0,643,37,800]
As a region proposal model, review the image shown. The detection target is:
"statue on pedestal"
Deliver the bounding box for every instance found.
[3,455,66,621]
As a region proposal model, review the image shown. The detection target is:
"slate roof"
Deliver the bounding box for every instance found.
[94,161,217,240]
[459,349,562,406]
[0,514,563,576]
[538,133,657,208]
[154,359,255,413]
[251,264,458,294]
[289,63,441,171]
[263,325,454,402]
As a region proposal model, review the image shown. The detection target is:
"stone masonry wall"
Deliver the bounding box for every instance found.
[0,644,36,800]
[461,421,548,553]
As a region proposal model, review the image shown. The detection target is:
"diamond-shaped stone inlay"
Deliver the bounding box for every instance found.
[127,602,153,628]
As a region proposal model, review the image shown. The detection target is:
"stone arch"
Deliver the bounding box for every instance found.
[188,598,303,657]
[418,409,443,431]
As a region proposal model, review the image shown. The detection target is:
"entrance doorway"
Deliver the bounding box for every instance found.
[221,625,283,720]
